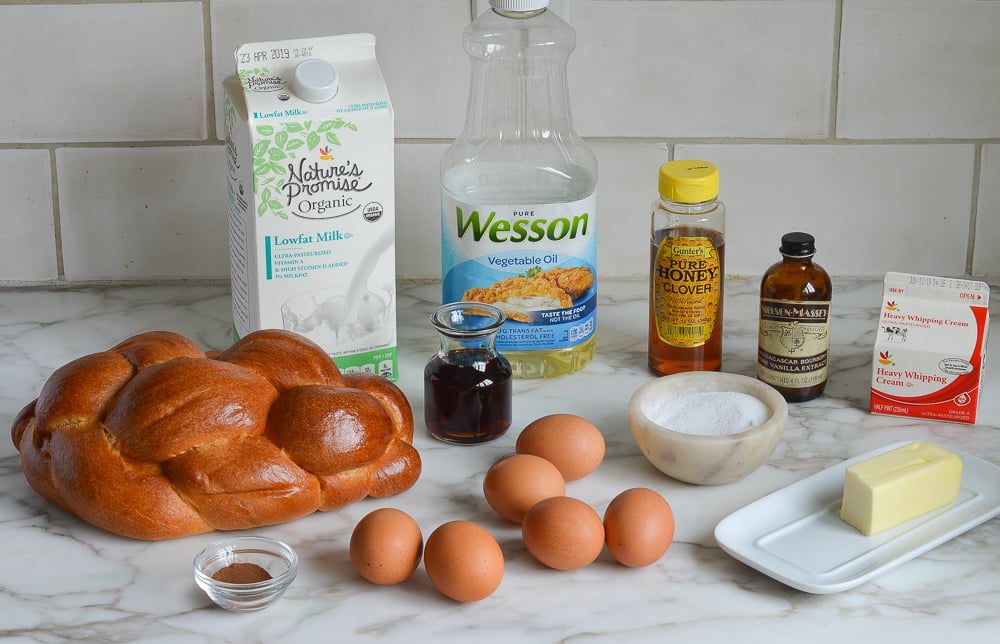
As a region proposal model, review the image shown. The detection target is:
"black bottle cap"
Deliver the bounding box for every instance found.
[780,232,816,257]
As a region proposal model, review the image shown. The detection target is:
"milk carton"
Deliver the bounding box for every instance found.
[870,272,990,424]
[223,34,397,379]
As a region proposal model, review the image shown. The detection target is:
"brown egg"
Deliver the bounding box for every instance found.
[604,488,675,568]
[483,454,565,523]
[350,508,423,585]
[515,413,605,481]
[521,496,605,570]
[423,521,504,602]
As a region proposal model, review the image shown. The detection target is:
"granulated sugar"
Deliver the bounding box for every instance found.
[642,391,770,436]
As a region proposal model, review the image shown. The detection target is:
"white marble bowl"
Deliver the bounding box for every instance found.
[193,536,298,612]
[628,372,788,485]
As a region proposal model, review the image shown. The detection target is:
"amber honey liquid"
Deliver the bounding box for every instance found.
[648,226,725,375]
[424,349,513,445]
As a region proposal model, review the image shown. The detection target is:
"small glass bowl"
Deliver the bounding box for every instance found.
[193,536,298,613]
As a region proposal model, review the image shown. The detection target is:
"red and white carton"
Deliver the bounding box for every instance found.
[870,272,990,424]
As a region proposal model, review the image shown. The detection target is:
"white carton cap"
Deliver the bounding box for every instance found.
[290,58,339,103]
[490,0,549,10]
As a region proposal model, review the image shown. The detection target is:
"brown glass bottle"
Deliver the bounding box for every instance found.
[648,161,726,376]
[757,232,832,402]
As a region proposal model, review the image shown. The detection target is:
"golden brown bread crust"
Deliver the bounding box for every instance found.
[343,372,415,443]
[11,329,420,540]
[217,329,346,390]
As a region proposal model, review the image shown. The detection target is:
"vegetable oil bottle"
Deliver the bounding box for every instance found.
[440,0,599,379]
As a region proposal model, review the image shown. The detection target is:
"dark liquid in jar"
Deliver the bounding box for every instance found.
[648,226,725,375]
[424,349,512,445]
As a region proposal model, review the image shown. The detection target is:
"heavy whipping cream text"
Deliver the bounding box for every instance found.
[874,368,948,387]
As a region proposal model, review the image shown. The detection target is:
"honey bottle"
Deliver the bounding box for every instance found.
[648,160,726,375]
[757,232,832,402]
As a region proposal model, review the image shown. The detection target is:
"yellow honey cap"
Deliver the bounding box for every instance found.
[658,160,719,203]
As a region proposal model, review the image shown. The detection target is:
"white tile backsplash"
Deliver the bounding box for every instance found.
[210,0,470,139]
[57,147,229,281]
[592,143,672,280]
[571,1,836,138]
[676,144,975,278]
[0,3,206,143]
[0,0,996,284]
[53,143,458,283]
[0,150,57,282]
[395,143,448,279]
[838,0,1000,139]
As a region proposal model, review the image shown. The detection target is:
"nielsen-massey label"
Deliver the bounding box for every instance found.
[758,298,831,389]
[652,236,721,348]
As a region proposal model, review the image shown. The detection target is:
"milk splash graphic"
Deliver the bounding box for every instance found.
[224,34,398,379]
[281,227,395,348]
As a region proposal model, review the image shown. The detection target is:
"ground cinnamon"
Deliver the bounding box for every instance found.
[211,562,272,584]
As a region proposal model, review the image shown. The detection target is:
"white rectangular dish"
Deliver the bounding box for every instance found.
[714,441,1000,594]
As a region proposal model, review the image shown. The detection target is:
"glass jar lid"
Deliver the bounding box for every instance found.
[431,302,506,339]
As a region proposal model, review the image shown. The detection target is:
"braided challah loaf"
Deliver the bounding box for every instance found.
[11,329,420,540]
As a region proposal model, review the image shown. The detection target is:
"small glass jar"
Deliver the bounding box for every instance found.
[424,302,513,445]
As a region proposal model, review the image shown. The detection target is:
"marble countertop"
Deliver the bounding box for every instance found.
[1,279,998,643]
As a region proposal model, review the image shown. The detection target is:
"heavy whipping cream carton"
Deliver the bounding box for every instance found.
[870,272,990,424]
[224,34,398,379]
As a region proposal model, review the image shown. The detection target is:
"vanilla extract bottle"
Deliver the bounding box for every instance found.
[757,232,832,402]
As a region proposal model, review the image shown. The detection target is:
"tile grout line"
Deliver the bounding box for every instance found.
[48,146,64,279]
[968,145,981,275]
[202,0,216,141]
[830,0,843,142]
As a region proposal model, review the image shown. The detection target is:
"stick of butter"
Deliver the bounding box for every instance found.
[840,442,962,535]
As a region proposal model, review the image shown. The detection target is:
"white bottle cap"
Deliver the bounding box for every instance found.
[290,58,339,103]
[490,0,549,11]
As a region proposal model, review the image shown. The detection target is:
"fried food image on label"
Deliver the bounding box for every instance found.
[536,266,594,301]
[464,277,570,322]
[462,266,593,322]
